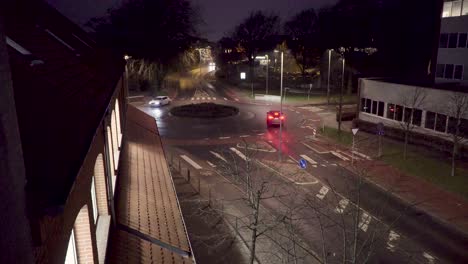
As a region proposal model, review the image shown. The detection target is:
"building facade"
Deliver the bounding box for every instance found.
[437,0,468,85]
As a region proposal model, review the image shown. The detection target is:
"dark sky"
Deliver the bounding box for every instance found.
[47,0,337,41]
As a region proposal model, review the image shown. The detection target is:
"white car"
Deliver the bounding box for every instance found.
[149,96,171,107]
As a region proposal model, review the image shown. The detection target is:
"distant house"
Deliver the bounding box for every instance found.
[0,0,193,263]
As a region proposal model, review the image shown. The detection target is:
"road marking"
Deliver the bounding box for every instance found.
[180,155,202,170]
[386,230,400,252]
[321,164,327,167]
[330,163,337,166]
[302,142,329,154]
[358,212,372,232]
[224,97,228,100]
[331,151,350,161]
[316,186,329,200]
[213,97,217,100]
[207,161,216,168]
[202,97,206,100]
[352,150,372,160]
[299,154,317,165]
[191,98,194,100]
[234,98,239,101]
[335,199,349,214]
[295,181,319,185]
[240,135,250,138]
[422,252,435,264]
[337,151,359,160]
[257,133,264,136]
[219,136,231,139]
[197,97,200,100]
[230,147,248,161]
[312,165,318,168]
[210,151,227,163]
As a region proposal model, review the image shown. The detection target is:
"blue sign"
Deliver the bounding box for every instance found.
[376,122,385,136]
[299,158,307,169]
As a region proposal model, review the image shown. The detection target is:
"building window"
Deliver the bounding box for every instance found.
[445,64,454,78]
[404,107,412,123]
[449,33,458,48]
[387,104,395,119]
[425,111,436,129]
[436,64,445,78]
[452,1,462,17]
[443,1,453,17]
[365,99,371,113]
[372,101,377,115]
[91,177,98,224]
[395,105,404,121]
[378,101,384,117]
[463,0,468,15]
[435,114,448,133]
[361,98,366,111]
[454,65,463,79]
[65,230,78,264]
[412,109,422,126]
[440,33,449,48]
[458,33,467,48]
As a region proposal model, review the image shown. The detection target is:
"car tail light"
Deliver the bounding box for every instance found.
[274,112,279,116]
[280,115,285,120]
[268,115,274,120]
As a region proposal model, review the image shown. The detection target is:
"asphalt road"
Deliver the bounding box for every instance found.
[136,68,468,264]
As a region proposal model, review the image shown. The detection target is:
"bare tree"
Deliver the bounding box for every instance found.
[398,87,427,160]
[447,92,468,177]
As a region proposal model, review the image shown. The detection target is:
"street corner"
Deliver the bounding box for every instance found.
[236,140,277,153]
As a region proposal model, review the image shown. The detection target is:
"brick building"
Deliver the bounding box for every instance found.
[0,0,193,263]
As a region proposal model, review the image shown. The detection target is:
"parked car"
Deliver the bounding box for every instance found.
[267,110,285,127]
[149,96,171,107]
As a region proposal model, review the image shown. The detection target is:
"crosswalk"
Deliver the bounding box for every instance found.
[174,147,440,262]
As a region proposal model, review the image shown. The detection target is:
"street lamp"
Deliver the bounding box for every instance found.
[337,56,345,135]
[327,49,331,105]
[265,54,269,95]
[275,50,284,162]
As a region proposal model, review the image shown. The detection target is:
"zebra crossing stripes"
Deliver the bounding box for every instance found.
[316,186,329,200]
[386,230,400,252]
[358,212,372,232]
[334,199,349,214]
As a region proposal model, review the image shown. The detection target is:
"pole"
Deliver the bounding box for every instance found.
[338,58,344,136]
[266,55,269,95]
[378,134,382,157]
[327,50,331,105]
[308,83,312,101]
[279,52,284,162]
[352,134,355,165]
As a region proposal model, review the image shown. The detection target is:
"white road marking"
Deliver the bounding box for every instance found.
[301,142,329,154]
[422,252,435,264]
[386,230,400,252]
[352,150,372,160]
[180,155,202,170]
[358,212,372,232]
[213,97,217,100]
[197,97,201,100]
[257,133,264,136]
[335,199,349,214]
[230,147,248,161]
[313,165,318,168]
[191,98,194,100]
[219,136,231,139]
[202,97,206,100]
[295,181,319,185]
[316,186,329,200]
[337,151,359,160]
[240,135,250,138]
[207,161,217,168]
[210,151,227,163]
[299,154,318,165]
[321,164,327,167]
[234,98,239,101]
[331,151,350,161]
[224,97,228,100]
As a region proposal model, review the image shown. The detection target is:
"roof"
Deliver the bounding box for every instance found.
[4,0,125,207]
[107,105,194,263]
[365,77,468,94]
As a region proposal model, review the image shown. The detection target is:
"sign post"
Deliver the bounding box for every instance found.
[376,122,385,158]
[351,128,359,165]
[299,158,307,169]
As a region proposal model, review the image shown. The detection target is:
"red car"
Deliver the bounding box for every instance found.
[266,110,285,127]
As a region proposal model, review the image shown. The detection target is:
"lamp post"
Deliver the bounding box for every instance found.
[265,54,269,95]
[337,57,345,136]
[275,50,284,162]
[327,49,331,105]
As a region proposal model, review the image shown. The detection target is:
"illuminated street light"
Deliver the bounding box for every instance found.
[274,50,284,162]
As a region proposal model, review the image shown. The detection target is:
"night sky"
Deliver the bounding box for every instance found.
[47,0,337,41]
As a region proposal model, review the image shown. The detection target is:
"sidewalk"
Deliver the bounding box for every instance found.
[226,84,468,238]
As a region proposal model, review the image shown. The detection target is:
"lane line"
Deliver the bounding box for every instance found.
[331,151,350,161]
[210,151,227,163]
[230,147,248,161]
[422,252,435,264]
[257,133,264,136]
[207,161,217,168]
[352,150,372,160]
[219,136,231,139]
[299,154,318,165]
[316,186,329,200]
[239,135,250,138]
[386,230,400,252]
[180,155,202,170]
[358,212,372,232]
[334,199,349,214]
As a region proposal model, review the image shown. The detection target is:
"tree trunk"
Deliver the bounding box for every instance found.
[249,191,261,264]
[451,138,457,177]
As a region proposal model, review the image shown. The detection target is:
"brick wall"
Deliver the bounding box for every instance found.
[75,205,94,264]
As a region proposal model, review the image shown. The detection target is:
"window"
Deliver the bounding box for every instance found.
[395,105,404,121]
[443,1,453,17]
[452,1,462,16]
[463,0,468,15]
[454,65,463,79]
[449,33,458,48]
[436,114,448,132]
[445,64,454,78]
[378,102,384,117]
[387,103,395,119]
[412,109,422,126]
[458,33,467,47]
[361,98,366,111]
[91,177,98,224]
[425,111,436,129]
[365,99,371,113]
[404,107,413,123]
[440,33,449,48]
[65,230,78,264]
[436,64,445,78]
[372,101,377,115]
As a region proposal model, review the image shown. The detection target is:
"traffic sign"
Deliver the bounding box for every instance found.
[352,128,359,135]
[376,122,385,136]
[299,158,307,169]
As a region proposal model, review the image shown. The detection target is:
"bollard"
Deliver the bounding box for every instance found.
[187,169,191,183]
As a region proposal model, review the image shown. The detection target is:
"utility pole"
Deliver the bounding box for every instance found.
[265,55,269,95]
[327,50,331,105]
[338,57,345,136]
[279,51,284,162]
